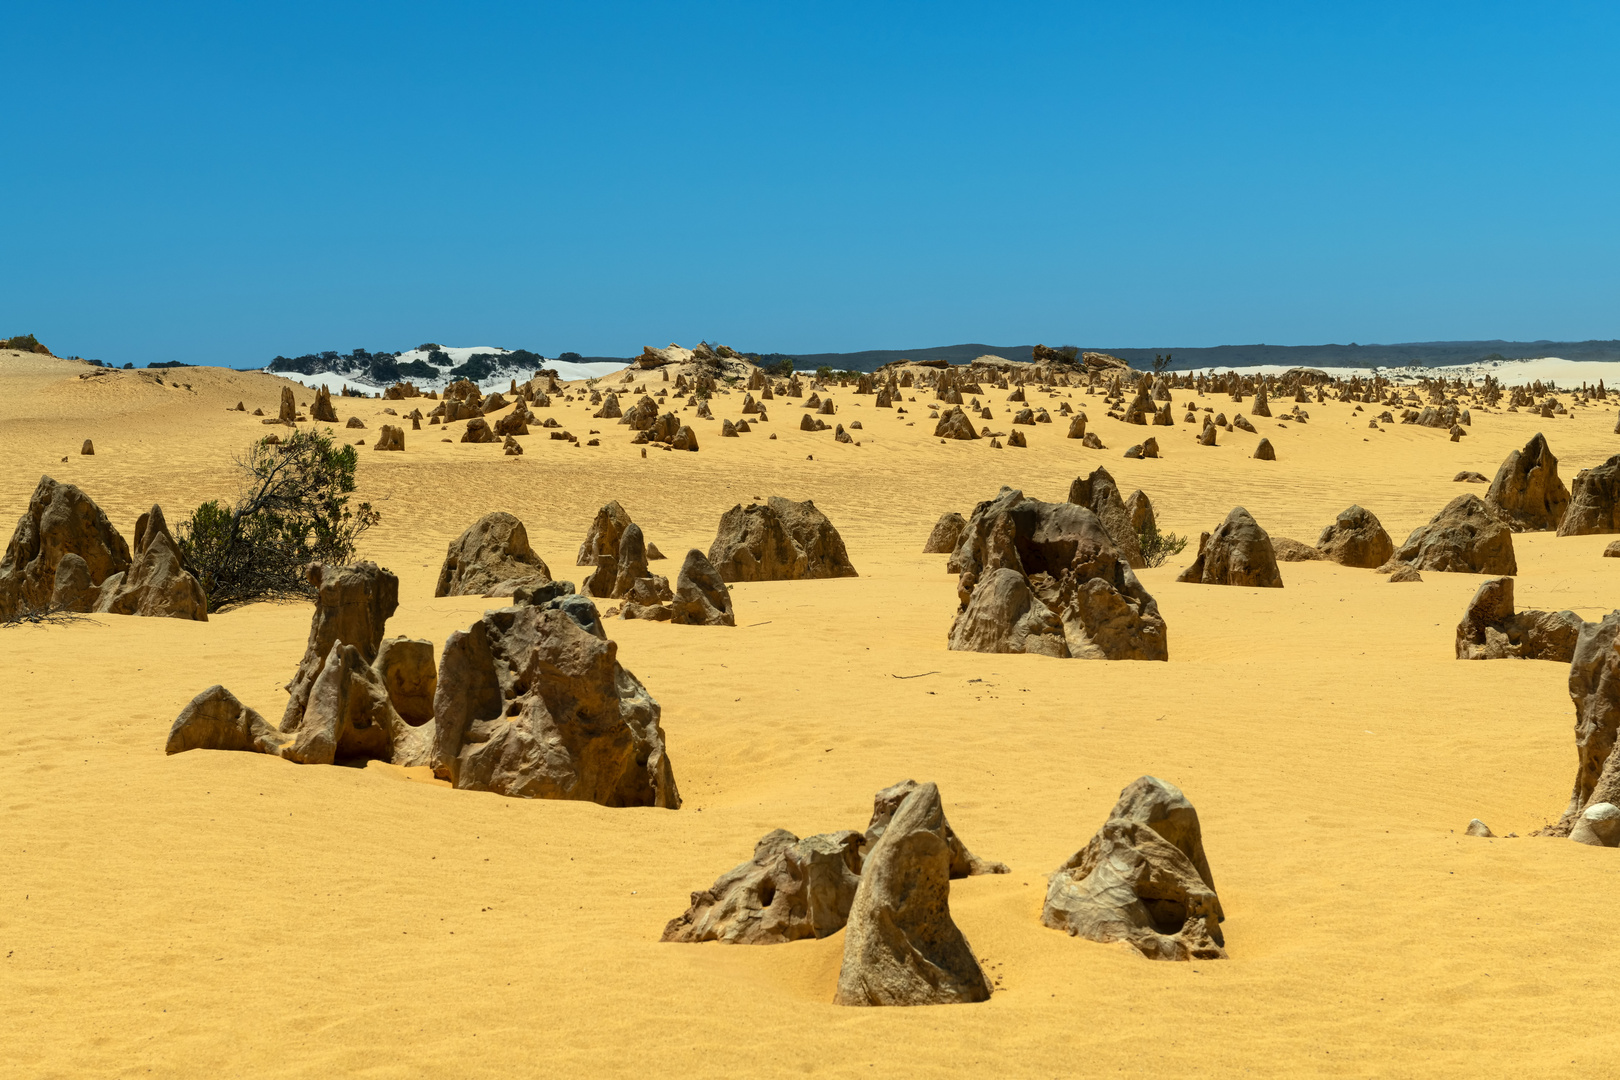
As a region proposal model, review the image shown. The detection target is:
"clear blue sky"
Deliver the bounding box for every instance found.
[4,1,1617,366]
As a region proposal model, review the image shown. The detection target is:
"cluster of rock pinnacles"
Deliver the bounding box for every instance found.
[165,495,858,805]
[662,775,1225,1006]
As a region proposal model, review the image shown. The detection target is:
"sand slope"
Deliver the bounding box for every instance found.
[3,351,1618,1078]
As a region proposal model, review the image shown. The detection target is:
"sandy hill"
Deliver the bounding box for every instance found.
[2,348,1617,1077]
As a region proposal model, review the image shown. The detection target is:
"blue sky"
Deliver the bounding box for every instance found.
[4,1,1618,366]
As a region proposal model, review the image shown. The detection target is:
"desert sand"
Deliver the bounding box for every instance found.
[3,349,1618,1078]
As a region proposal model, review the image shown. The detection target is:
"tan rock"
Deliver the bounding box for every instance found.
[435,512,553,597]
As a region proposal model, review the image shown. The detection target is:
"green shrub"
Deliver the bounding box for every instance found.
[1,333,51,355]
[1137,520,1190,568]
[178,430,379,609]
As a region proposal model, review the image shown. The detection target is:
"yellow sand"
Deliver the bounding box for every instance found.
[3,351,1618,1078]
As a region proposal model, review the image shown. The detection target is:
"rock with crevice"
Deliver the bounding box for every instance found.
[431,598,679,807]
[1041,776,1226,961]
[1542,613,1620,837]
[1067,467,1146,569]
[947,488,1167,661]
[661,828,864,944]
[834,782,991,1007]
[670,549,734,626]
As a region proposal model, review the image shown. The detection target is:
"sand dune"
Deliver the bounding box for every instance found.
[3,349,1618,1077]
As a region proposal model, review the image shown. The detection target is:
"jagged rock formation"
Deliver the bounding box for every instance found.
[1547,614,1620,839]
[435,512,553,597]
[577,501,634,566]
[863,779,1007,877]
[924,512,966,554]
[278,386,296,423]
[1041,776,1226,961]
[1389,495,1517,575]
[93,505,207,620]
[669,549,734,626]
[834,782,991,1007]
[661,829,864,944]
[374,424,404,451]
[0,475,131,620]
[947,487,1168,661]
[707,497,857,581]
[1486,433,1570,531]
[1067,467,1147,569]
[1455,577,1583,662]
[1177,507,1283,587]
[311,386,338,422]
[168,563,433,768]
[1558,454,1620,536]
[1315,505,1394,568]
[934,406,979,440]
[588,523,673,614]
[431,596,679,807]
[165,686,289,756]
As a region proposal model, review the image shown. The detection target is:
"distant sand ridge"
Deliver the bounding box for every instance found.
[6,343,1620,1074]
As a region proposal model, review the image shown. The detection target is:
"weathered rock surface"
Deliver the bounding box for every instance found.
[1548,614,1620,837]
[1571,802,1620,847]
[166,685,289,756]
[1558,454,1620,536]
[1390,494,1517,575]
[1455,577,1583,662]
[1315,504,1394,568]
[1486,432,1569,531]
[834,782,991,1007]
[947,488,1167,661]
[670,549,734,626]
[93,505,208,620]
[1177,507,1283,588]
[374,424,404,451]
[0,475,131,619]
[1041,776,1226,961]
[435,512,553,597]
[707,497,857,582]
[924,512,966,553]
[1068,467,1146,569]
[281,561,400,731]
[431,598,679,807]
[578,501,634,566]
[934,406,979,440]
[311,385,338,422]
[863,779,1007,877]
[661,828,863,944]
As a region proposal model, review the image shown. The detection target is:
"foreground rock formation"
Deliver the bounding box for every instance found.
[834,782,991,1006]
[1486,432,1569,531]
[1454,577,1583,662]
[661,777,1001,950]
[707,497,857,581]
[947,488,1167,660]
[1177,507,1283,587]
[432,595,679,807]
[435,512,554,597]
[1389,494,1517,575]
[1041,776,1226,960]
